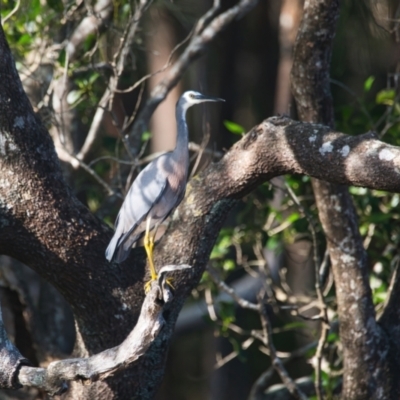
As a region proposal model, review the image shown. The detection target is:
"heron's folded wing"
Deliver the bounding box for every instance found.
[116,172,169,248]
[105,155,170,262]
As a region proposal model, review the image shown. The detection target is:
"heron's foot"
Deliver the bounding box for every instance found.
[144,275,158,293]
[144,276,175,293]
[165,277,175,289]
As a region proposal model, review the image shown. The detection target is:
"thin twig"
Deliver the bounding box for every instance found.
[114,28,193,95]
[127,0,258,152]
[190,127,210,178]
[69,154,122,198]
[75,0,153,164]
[248,341,317,400]
[257,294,308,400]
[2,0,21,23]
[284,181,329,400]
[207,266,259,311]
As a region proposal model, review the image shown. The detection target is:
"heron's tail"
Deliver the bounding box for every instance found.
[106,231,142,263]
[105,233,120,262]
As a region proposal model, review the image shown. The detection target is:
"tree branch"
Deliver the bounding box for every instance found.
[66,0,113,62]
[291,0,395,398]
[13,265,189,396]
[74,0,152,164]
[258,297,307,400]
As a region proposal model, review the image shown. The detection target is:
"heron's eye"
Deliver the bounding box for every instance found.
[190,93,195,99]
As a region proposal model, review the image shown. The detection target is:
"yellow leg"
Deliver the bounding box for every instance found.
[144,218,158,292]
[143,220,174,292]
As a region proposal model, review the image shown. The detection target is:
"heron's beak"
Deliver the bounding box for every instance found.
[199,94,225,103]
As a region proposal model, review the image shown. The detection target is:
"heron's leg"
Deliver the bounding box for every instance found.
[144,221,174,292]
[144,217,158,286]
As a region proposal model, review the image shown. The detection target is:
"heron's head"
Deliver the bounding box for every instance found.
[180,90,224,112]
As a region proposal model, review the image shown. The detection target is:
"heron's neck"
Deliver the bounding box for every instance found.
[175,102,189,155]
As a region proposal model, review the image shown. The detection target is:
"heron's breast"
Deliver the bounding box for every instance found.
[160,159,187,191]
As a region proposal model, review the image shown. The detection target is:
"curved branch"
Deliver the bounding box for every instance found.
[186,117,400,198]
[14,266,188,396]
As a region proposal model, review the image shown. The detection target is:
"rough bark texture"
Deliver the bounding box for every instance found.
[16,269,184,396]
[291,0,398,398]
[0,307,29,389]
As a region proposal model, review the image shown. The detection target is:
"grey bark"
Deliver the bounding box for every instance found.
[0,306,29,389]
[16,266,188,396]
[291,0,397,398]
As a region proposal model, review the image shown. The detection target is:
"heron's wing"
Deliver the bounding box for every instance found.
[105,159,170,262]
[117,177,169,248]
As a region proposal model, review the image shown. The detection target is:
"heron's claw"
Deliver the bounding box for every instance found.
[144,276,157,293]
[144,275,174,294]
[165,277,174,289]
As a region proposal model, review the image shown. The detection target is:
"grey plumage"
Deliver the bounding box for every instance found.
[106,90,224,264]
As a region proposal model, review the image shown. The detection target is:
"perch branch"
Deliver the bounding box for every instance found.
[14,265,190,396]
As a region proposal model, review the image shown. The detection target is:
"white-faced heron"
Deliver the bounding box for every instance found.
[106,90,224,290]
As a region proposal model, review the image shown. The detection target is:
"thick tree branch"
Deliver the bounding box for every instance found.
[13,265,188,396]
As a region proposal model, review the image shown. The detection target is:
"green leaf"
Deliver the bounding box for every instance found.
[222,259,235,271]
[349,186,367,195]
[267,236,280,251]
[223,120,245,135]
[58,49,66,65]
[67,90,82,105]
[89,72,100,84]
[286,212,300,223]
[327,332,339,343]
[219,301,236,332]
[373,292,387,303]
[364,76,375,92]
[83,33,96,53]
[376,89,395,106]
[18,34,32,46]
[281,321,306,331]
[141,131,152,142]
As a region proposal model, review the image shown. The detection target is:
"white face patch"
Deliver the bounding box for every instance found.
[319,141,333,155]
[183,91,202,103]
[378,148,395,161]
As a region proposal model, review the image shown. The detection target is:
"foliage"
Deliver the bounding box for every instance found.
[202,71,400,396]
